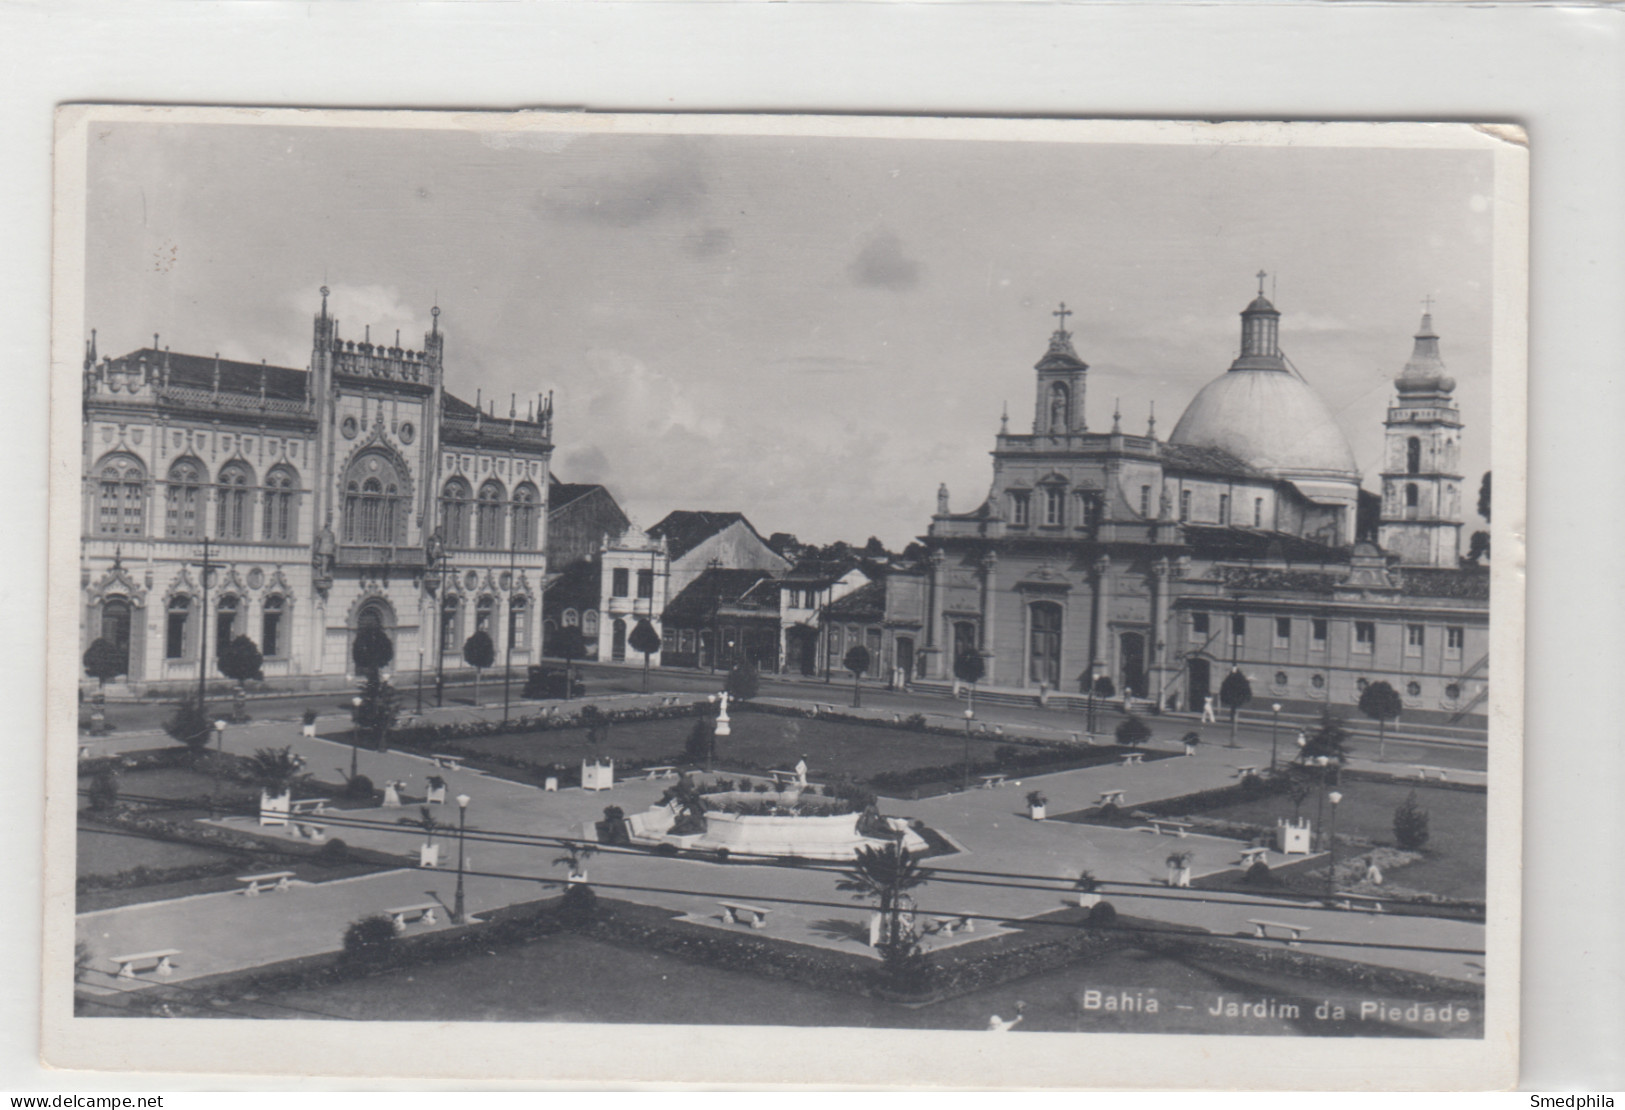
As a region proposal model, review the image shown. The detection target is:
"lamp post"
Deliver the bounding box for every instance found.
[962,708,974,792]
[1325,790,1343,895]
[1086,665,1098,740]
[349,695,363,780]
[453,793,471,924]
[1313,756,1330,848]
[1269,702,1282,772]
[213,718,227,754]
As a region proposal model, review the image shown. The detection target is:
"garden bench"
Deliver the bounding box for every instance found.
[1097,789,1126,807]
[112,948,180,979]
[235,870,295,896]
[78,745,92,760]
[291,821,327,841]
[289,798,329,816]
[643,765,679,781]
[1148,818,1191,838]
[1119,752,1144,767]
[1234,765,1260,779]
[430,753,465,771]
[1247,919,1310,945]
[386,903,440,932]
[978,773,1008,789]
[1330,891,1387,913]
[928,914,975,937]
[718,901,772,929]
[1415,765,1449,781]
[1238,846,1270,868]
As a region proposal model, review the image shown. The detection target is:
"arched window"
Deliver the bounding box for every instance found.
[215,595,239,655]
[476,480,506,550]
[262,466,298,543]
[512,482,539,550]
[563,609,580,628]
[100,598,132,676]
[262,594,285,658]
[1405,483,1419,508]
[475,595,495,635]
[440,594,462,653]
[216,462,254,541]
[1043,486,1065,527]
[165,459,204,539]
[165,595,192,660]
[1406,436,1422,475]
[509,595,530,651]
[440,478,472,548]
[342,452,404,545]
[582,610,599,637]
[96,454,145,537]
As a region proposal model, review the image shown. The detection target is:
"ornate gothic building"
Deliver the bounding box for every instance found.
[920,283,1489,730]
[80,290,555,694]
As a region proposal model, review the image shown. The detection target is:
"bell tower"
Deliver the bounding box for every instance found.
[1378,307,1464,566]
[1032,302,1088,435]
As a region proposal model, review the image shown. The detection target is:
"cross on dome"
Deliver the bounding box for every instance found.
[1422,294,1436,312]
[1052,302,1072,333]
[1257,270,1267,296]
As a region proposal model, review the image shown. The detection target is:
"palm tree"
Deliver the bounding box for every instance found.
[553,841,598,881]
[837,842,931,957]
[245,746,309,796]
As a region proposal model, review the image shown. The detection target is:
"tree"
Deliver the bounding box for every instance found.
[352,671,400,759]
[1358,680,1404,761]
[1218,668,1252,748]
[352,623,395,677]
[628,618,661,692]
[1465,471,1491,565]
[1393,790,1431,850]
[837,843,932,988]
[163,691,213,754]
[216,635,264,722]
[1477,471,1492,523]
[953,648,985,715]
[244,745,309,797]
[82,637,123,735]
[342,914,399,964]
[1115,715,1152,747]
[1300,709,1352,765]
[844,644,871,707]
[726,660,759,701]
[1091,675,1116,698]
[551,624,588,696]
[463,630,495,706]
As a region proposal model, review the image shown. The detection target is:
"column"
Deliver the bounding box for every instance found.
[925,548,947,679]
[978,550,998,684]
[1150,556,1170,711]
[1089,554,1111,681]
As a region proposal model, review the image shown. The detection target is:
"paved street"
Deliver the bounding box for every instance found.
[78,689,1486,997]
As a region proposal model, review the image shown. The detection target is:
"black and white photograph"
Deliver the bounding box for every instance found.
[45,108,1526,1087]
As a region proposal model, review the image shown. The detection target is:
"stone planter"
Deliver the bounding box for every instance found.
[419,843,441,868]
[1029,804,1047,821]
[581,760,615,791]
[425,784,447,805]
[1073,892,1101,909]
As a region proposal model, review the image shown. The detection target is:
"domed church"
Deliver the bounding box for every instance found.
[919,280,1488,732]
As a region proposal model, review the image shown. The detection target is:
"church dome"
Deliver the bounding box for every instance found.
[1168,285,1360,480]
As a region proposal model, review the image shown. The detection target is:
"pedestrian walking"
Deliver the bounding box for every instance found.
[1201,695,1217,723]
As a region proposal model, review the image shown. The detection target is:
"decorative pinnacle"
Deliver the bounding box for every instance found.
[1257,270,1267,296]
[1112,397,1122,433]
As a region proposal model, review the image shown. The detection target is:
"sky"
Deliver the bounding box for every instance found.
[81,119,1497,548]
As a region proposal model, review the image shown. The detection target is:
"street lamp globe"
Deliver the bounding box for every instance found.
[457,793,471,809]
[1328,791,1343,806]
[964,708,975,721]
[1272,702,1282,713]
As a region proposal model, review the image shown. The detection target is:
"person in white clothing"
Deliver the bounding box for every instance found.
[1201,695,1217,723]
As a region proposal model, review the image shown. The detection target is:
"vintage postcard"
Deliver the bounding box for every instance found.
[44,107,1526,1088]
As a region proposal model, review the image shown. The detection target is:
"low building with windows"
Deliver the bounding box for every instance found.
[659,568,782,671]
[81,290,555,694]
[918,286,1488,732]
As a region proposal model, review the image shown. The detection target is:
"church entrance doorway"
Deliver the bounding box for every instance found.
[1187,657,1211,713]
[352,599,396,676]
[1029,602,1062,688]
[1119,631,1147,699]
[101,598,132,678]
[894,637,914,683]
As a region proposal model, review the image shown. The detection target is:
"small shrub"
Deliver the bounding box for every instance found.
[753,780,772,793]
[86,768,119,811]
[342,914,399,961]
[684,719,713,764]
[713,847,731,863]
[1244,860,1274,885]
[652,842,681,856]
[558,882,598,925]
[1115,715,1152,747]
[302,707,319,726]
[1098,802,1121,821]
[580,704,602,723]
[1087,901,1118,927]
[1393,790,1431,850]
[344,774,375,801]
[905,714,928,731]
[317,838,351,863]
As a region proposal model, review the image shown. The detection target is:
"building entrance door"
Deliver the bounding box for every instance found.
[895,637,914,682]
[1187,657,1211,713]
[1029,602,1062,688]
[611,619,627,662]
[1119,631,1147,698]
[101,598,132,678]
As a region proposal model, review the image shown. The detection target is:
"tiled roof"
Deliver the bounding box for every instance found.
[1183,525,1348,563]
[823,580,886,621]
[113,348,309,401]
[1396,566,1490,601]
[782,557,863,584]
[1160,443,1266,480]
[543,559,601,610]
[664,568,776,625]
[548,481,606,511]
[647,510,754,561]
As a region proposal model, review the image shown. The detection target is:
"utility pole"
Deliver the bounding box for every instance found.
[503,522,517,724]
[195,536,220,708]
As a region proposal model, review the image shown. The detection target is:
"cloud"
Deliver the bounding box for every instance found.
[848,230,921,290]
[559,443,610,483]
[769,354,873,376]
[684,226,733,258]
[536,139,708,227]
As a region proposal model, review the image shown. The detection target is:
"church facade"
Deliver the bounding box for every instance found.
[80,290,555,695]
[920,286,1489,730]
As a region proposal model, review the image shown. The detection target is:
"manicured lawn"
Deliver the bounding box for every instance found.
[228,931,1478,1037]
[76,821,237,877]
[1180,779,1485,901]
